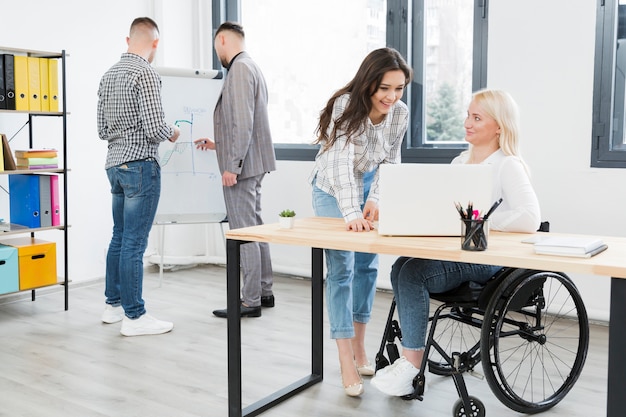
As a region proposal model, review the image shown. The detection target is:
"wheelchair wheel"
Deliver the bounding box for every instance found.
[480,270,589,413]
[427,304,483,376]
[452,396,485,417]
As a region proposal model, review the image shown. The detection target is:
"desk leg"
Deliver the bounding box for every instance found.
[227,242,324,417]
[311,247,324,377]
[608,277,626,417]
[227,238,243,417]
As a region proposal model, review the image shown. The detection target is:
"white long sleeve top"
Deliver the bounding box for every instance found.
[452,149,541,233]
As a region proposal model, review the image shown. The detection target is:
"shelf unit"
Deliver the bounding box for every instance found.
[0,46,68,310]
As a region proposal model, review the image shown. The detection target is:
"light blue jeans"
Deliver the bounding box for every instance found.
[105,158,161,319]
[390,256,501,350]
[312,170,378,339]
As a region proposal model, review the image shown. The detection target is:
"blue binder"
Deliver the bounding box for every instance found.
[9,174,41,228]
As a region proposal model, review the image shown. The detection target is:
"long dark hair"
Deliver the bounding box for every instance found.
[314,48,412,152]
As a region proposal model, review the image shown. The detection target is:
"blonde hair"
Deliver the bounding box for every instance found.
[463,89,529,173]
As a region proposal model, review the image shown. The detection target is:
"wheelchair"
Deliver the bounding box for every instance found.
[375,249,590,416]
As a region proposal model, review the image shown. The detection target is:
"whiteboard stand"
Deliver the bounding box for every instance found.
[153,214,228,287]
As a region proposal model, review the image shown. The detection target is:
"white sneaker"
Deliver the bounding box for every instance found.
[102,304,123,324]
[120,313,174,337]
[371,356,419,396]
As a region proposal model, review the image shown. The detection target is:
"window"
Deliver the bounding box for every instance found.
[403,0,487,163]
[217,0,488,162]
[239,0,388,160]
[593,0,626,167]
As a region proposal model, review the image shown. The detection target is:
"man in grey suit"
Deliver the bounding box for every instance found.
[195,22,276,318]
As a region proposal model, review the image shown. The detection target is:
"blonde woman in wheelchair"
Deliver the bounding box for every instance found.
[371,89,541,396]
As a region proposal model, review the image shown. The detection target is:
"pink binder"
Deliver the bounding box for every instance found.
[50,175,60,226]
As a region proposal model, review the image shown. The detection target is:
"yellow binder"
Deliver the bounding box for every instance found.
[48,59,59,112]
[27,57,41,111]
[39,58,50,112]
[13,55,29,111]
[0,135,4,171]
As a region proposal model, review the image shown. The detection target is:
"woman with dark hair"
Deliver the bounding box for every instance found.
[309,47,412,397]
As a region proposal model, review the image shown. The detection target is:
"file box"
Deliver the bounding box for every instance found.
[0,244,19,294]
[0,237,57,290]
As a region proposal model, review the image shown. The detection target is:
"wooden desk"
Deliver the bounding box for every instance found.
[225,217,626,417]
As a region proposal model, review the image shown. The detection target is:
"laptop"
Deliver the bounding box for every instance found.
[377,163,493,236]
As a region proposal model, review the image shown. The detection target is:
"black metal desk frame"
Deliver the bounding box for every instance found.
[226,239,324,417]
[226,227,626,417]
[608,278,626,417]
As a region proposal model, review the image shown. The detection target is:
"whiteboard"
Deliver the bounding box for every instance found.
[154,67,227,225]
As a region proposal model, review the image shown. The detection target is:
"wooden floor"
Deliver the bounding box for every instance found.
[0,264,608,417]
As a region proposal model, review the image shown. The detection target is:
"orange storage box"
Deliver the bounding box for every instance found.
[0,237,57,290]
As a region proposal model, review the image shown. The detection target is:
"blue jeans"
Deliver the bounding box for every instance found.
[390,256,501,350]
[311,170,378,339]
[105,159,161,319]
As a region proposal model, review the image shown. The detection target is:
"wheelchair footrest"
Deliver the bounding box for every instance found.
[469,369,484,380]
[401,374,427,401]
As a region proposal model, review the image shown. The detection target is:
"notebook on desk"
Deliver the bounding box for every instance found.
[377,163,493,236]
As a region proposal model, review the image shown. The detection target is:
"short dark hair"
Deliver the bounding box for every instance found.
[130,17,159,35]
[215,21,245,39]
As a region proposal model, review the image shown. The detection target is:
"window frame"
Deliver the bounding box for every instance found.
[214,0,489,163]
[592,0,626,168]
[399,0,488,163]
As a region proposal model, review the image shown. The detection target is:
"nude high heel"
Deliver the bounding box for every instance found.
[343,377,364,397]
[341,363,364,397]
[356,362,375,376]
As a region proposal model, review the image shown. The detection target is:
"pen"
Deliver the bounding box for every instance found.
[455,202,467,219]
[483,198,503,220]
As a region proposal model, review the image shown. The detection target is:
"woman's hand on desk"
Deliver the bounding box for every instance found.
[346,218,375,232]
[363,201,379,222]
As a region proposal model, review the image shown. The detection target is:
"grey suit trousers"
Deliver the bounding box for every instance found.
[223,174,273,306]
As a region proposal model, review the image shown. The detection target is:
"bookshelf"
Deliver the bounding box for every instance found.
[0,46,68,310]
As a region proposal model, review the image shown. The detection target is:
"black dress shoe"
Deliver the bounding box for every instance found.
[213,302,261,318]
[261,295,275,308]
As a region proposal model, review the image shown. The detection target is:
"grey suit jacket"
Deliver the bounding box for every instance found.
[213,51,276,179]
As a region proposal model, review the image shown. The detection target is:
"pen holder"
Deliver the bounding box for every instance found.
[461,218,489,251]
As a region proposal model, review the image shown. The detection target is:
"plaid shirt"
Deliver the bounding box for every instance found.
[97,53,173,169]
[310,93,408,222]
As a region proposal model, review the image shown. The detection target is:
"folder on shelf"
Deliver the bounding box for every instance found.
[39,58,50,112]
[9,174,41,228]
[13,55,28,111]
[48,58,58,112]
[0,54,5,110]
[3,54,15,110]
[1,134,16,170]
[0,136,4,171]
[50,175,60,226]
[16,157,59,166]
[27,57,41,112]
[14,149,58,158]
[39,175,51,227]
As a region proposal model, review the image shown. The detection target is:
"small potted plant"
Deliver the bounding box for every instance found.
[278,209,296,229]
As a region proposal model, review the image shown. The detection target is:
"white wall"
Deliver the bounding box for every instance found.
[0,0,618,322]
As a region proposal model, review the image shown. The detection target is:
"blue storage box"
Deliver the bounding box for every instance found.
[0,244,19,294]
